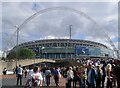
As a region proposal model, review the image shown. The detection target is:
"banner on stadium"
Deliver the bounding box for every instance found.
[75,46,89,55]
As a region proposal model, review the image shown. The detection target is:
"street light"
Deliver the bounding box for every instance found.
[15,25,19,66]
[32,41,36,64]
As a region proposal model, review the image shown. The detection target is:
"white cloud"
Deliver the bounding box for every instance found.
[1,2,118,52]
[44,35,69,39]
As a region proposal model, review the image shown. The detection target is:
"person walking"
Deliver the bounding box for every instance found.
[25,66,33,88]
[77,66,82,88]
[41,67,47,83]
[3,68,7,75]
[24,67,28,78]
[106,64,112,88]
[114,64,120,88]
[66,67,74,88]
[111,64,117,87]
[101,64,106,88]
[87,64,97,88]
[45,67,51,86]
[25,66,43,88]
[53,67,60,86]
[96,65,102,88]
[73,67,78,88]
[81,64,87,88]
[16,65,23,86]
[15,66,18,77]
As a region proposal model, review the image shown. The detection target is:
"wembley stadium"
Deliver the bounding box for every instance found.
[12,39,114,59]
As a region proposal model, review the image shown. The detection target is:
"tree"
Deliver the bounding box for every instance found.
[7,50,16,59]
[7,48,35,60]
[17,48,35,59]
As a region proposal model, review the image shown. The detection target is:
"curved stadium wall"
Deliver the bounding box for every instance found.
[13,39,114,59]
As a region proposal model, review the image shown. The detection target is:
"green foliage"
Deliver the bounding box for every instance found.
[7,50,16,59]
[7,48,35,60]
[17,48,35,59]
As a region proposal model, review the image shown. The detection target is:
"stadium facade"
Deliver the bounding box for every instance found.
[13,39,114,59]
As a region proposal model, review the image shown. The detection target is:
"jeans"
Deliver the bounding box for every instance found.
[81,79,86,88]
[46,75,50,86]
[107,78,112,88]
[54,76,59,86]
[67,78,72,88]
[17,74,22,85]
[102,76,106,88]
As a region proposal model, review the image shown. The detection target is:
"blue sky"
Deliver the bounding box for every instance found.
[1,1,119,56]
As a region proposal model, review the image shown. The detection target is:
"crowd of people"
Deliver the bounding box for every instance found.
[62,58,120,88]
[13,58,120,88]
[14,64,62,88]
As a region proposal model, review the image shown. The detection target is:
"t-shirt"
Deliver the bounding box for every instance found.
[28,69,34,79]
[45,70,51,76]
[17,67,23,75]
[53,70,59,76]
[66,70,74,80]
[29,72,43,87]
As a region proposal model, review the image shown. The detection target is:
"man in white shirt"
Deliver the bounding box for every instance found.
[16,65,23,85]
[28,66,34,79]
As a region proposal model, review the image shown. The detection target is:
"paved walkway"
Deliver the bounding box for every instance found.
[1,74,116,88]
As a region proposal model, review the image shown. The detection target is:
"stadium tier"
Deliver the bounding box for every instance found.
[13,39,114,59]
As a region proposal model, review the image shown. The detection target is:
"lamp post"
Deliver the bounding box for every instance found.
[32,41,36,65]
[15,25,19,67]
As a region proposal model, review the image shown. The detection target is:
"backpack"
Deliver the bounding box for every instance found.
[31,75,39,87]
[45,72,51,78]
